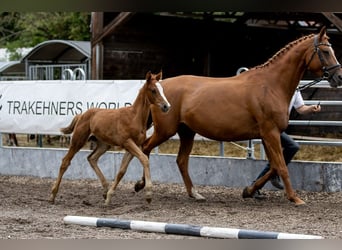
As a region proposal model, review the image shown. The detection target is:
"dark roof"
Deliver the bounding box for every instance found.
[155,12,342,33]
[21,40,91,63]
[0,61,25,75]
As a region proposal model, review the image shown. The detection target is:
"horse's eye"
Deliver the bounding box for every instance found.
[151,89,157,94]
[322,50,330,55]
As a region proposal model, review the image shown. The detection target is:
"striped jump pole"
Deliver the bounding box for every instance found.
[63,215,323,239]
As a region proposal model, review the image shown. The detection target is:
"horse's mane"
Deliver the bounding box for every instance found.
[251,34,315,70]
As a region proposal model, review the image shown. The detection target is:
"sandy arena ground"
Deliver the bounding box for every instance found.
[0,175,341,239]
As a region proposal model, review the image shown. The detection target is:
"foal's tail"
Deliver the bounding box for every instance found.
[60,114,81,135]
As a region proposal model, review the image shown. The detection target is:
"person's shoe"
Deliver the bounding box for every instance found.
[270,175,284,190]
[253,190,267,200]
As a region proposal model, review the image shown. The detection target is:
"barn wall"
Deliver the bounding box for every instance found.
[99,13,342,137]
[100,13,342,80]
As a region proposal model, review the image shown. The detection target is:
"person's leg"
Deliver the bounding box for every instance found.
[281,132,300,165]
[256,164,270,180]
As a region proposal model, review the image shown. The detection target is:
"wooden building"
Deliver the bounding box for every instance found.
[90,12,342,80]
[90,12,342,138]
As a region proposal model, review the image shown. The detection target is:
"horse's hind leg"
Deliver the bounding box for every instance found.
[242,139,276,199]
[49,121,89,204]
[177,124,205,201]
[242,164,275,198]
[49,140,85,203]
[105,151,134,205]
[87,141,111,199]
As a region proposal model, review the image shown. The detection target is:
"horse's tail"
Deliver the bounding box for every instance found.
[60,114,81,135]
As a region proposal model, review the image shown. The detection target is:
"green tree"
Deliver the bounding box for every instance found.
[0,12,91,58]
[0,12,22,47]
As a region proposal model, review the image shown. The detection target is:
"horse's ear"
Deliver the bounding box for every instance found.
[318,26,327,40]
[157,70,162,81]
[145,71,152,80]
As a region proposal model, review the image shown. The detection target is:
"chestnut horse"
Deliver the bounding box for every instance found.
[135,27,342,205]
[49,71,170,205]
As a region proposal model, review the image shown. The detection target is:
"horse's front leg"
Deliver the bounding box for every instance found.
[265,136,305,205]
[105,151,134,205]
[177,127,205,201]
[125,139,153,203]
[133,138,151,193]
[245,131,305,205]
[135,132,166,193]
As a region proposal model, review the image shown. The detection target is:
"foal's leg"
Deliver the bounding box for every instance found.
[87,141,111,199]
[49,132,88,203]
[135,132,170,192]
[105,151,134,205]
[176,125,205,201]
[125,138,153,203]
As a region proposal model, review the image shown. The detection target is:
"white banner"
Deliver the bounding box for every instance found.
[0,80,144,134]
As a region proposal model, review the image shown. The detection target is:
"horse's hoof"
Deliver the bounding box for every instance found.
[242,187,253,198]
[102,190,108,200]
[134,181,145,192]
[100,202,109,209]
[48,195,55,204]
[190,188,206,201]
[145,191,152,204]
[104,199,111,206]
[294,198,306,206]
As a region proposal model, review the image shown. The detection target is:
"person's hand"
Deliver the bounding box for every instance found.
[312,104,321,113]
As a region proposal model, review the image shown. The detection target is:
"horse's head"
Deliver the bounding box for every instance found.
[144,70,171,112]
[305,26,342,87]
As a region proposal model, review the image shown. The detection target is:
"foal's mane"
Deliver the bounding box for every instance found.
[251,34,315,70]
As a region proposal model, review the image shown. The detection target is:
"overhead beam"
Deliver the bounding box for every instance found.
[322,12,342,32]
[92,12,135,46]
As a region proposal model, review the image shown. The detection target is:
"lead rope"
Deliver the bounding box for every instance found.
[297,77,323,128]
[296,77,323,91]
[229,141,249,151]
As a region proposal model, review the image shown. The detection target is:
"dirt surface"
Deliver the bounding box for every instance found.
[0,175,341,239]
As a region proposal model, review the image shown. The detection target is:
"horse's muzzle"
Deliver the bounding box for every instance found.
[161,103,171,113]
[328,69,342,88]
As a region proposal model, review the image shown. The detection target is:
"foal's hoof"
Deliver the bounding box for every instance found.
[145,191,152,204]
[134,181,145,192]
[102,190,108,200]
[48,195,55,204]
[242,187,253,198]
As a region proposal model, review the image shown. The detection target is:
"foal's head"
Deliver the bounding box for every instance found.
[305,26,342,87]
[144,70,171,112]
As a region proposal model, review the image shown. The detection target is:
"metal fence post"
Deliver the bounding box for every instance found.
[219,141,224,156]
[247,140,255,159]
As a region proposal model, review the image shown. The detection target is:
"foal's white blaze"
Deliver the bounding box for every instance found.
[156,82,171,108]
